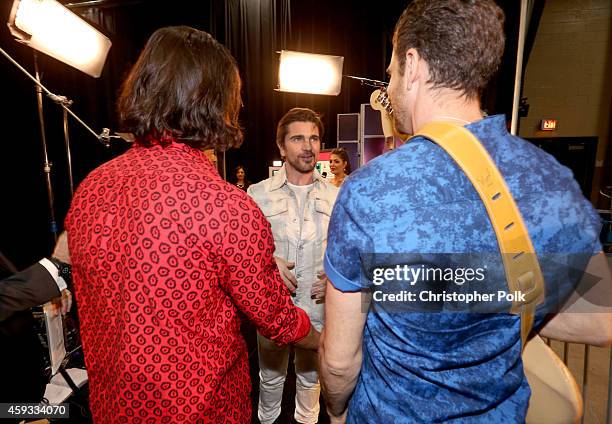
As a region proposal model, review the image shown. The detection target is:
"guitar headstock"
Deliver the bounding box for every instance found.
[370,88,394,116]
[370,88,395,139]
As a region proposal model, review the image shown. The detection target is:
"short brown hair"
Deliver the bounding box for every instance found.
[393,0,505,99]
[275,108,324,149]
[117,26,243,150]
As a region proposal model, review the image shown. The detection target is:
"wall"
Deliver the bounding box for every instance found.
[519,0,612,204]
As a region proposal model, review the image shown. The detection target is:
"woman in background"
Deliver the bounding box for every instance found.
[234,165,251,191]
[329,147,351,187]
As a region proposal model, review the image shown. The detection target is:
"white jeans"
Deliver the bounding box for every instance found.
[257,333,321,424]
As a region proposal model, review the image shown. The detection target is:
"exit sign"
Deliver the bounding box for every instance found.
[540,119,558,131]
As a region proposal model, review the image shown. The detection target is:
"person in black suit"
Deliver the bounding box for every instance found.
[0,231,72,321]
[0,232,72,406]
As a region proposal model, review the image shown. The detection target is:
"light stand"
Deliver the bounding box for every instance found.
[32,52,59,240]
[345,75,388,88]
[0,46,125,238]
[5,0,117,239]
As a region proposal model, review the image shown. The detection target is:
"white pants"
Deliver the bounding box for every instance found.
[257,333,321,424]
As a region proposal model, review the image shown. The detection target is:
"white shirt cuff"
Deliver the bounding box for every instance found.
[38,258,68,292]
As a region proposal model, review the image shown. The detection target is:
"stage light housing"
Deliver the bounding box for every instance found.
[8,0,112,78]
[277,50,344,96]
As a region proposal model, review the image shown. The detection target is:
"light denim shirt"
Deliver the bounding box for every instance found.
[248,165,338,330]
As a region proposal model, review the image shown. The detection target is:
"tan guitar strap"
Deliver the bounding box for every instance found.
[414,122,545,347]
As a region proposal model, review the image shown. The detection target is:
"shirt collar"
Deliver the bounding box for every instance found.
[465,114,507,133]
[270,164,327,191]
[133,139,218,174]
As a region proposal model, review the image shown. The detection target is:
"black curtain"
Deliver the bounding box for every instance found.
[223,0,292,184]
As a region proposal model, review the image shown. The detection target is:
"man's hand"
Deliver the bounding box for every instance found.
[60,289,72,315]
[311,270,327,301]
[275,256,298,293]
[294,325,320,351]
[47,289,72,317]
[52,231,71,264]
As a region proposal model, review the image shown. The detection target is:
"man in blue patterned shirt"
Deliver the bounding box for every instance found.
[319,0,612,423]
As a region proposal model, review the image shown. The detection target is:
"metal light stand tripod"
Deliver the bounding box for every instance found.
[0,46,125,240]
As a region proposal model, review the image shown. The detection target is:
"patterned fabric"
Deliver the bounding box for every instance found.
[324,115,602,423]
[65,140,311,423]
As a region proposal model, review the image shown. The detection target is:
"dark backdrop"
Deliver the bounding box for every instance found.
[0,0,520,269]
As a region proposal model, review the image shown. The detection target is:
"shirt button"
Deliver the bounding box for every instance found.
[293,219,297,223]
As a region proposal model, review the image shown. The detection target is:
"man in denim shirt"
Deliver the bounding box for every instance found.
[249,108,338,424]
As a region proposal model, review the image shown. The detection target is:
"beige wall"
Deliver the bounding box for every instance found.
[519,0,612,202]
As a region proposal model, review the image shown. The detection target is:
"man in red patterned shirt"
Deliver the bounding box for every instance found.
[65,26,319,423]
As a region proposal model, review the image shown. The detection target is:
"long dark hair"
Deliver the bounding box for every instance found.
[331,148,351,175]
[234,165,250,190]
[117,26,243,150]
[234,165,247,181]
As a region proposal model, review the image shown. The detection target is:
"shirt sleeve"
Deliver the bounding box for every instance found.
[0,262,61,321]
[324,191,373,292]
[590,210,603,256]
[39,258,68,291]
[220,195,310,345]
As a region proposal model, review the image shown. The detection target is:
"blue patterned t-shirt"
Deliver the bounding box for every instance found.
[324,115,601,423]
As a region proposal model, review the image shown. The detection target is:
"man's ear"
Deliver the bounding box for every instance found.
[277,142,286,159]
[404,48,421,91]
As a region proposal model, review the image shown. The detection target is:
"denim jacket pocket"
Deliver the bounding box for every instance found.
[315,198,333,227]
[259,198,289,257]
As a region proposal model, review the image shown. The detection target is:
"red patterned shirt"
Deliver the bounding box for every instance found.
[65,140,311,423]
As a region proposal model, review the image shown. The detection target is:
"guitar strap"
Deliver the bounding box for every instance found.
[413,121,545,347]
